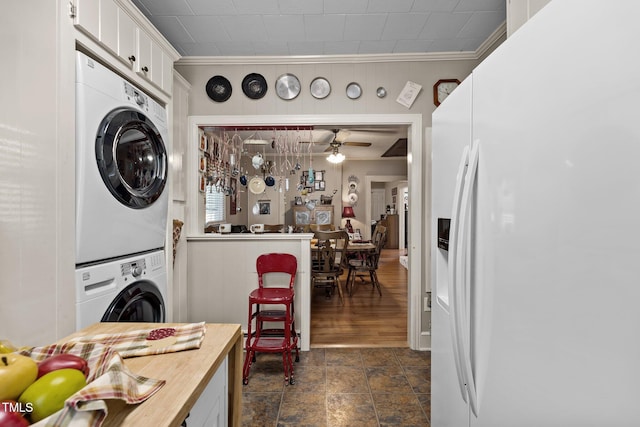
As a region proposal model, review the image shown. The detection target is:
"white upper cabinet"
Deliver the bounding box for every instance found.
[99,0,117,55]
[116,6,137,68]
[74,0,99,38]
[73,0,176,95]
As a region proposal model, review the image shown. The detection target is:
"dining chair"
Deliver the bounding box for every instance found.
[243,253,299,385]
[311,230,349,304]
[346,225,387,296]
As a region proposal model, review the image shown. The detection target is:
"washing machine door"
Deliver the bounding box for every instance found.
[102,281,165,323]
[96,107,167,209]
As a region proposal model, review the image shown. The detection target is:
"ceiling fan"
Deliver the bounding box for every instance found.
[317,129,372,152]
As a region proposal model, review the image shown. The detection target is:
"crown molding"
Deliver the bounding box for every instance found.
[175,22,507,67]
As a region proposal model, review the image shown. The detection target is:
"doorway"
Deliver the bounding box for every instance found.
[188,113,425,349]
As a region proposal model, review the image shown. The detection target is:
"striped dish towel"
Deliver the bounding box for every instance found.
[69,322,207,358]
[21,341,165,427]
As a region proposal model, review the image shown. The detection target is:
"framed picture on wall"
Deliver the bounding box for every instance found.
[259,201,271,215]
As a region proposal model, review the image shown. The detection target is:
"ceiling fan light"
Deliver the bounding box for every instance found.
[327,152,345,163]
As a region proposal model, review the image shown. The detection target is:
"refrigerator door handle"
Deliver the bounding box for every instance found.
[448,145,470,403]
[456,139,480,416]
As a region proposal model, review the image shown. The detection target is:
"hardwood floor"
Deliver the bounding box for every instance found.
[310,249,408,348]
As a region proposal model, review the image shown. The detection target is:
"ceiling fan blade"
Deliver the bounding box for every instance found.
[343,141,371,147]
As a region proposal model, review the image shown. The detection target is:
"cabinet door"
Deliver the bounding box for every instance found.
[99,0,118,55]
[136,29,163,89]
[117,7,136,68]
[314,206,333,225]
[161,51,174,93]
[74,0,99,39]
[294,207,311,226]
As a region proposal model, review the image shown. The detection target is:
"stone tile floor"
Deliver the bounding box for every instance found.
[241,347,431,426]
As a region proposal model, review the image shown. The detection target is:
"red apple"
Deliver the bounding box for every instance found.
[0,354,38,401]
[37,353,89,379]
[0,400,30,427]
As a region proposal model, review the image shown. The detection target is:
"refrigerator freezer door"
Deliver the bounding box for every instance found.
[467,1,640,425]
[432,77,473,426]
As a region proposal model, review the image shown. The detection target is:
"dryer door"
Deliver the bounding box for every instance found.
[96,107,167,209]
[102,281,165,323]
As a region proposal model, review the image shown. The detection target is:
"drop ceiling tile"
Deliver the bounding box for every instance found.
[288,41,324,55]
[252,41,292,56]
[358,40,397,54]
[458,11,505,39]
[343,14,387,41]
[277,0,323,14]
[411,0,458,13]
[303,14,346,42]
[220,15,268,42]
[216,41,260,56]
[455,0,505,12]
[179,15,230,43]
[381,13,430,40]
[186,0,237,15]
[368,0,414,13]
[149,16,195,44]
[324,0,369,14]
[394,39,434,53]
[420,12,471,39]
[262,15,306,41]
[231,0,281,15]
[179,42,222,56]
[324,40,361,55]
[131,0,192,16]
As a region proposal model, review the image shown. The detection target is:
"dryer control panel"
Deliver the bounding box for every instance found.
[124,81,148,111]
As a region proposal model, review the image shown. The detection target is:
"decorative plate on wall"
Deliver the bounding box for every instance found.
[205,75,232,102]
[275,73,301,100]
[242,73,268,99]
[310,77,331,99]
[346,82,362,100]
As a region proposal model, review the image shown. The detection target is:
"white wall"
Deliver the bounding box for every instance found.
[0,1,77,345]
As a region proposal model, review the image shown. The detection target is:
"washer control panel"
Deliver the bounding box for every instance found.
[121,259,146,278]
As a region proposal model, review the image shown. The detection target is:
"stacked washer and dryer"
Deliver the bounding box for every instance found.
[75,51,169,330]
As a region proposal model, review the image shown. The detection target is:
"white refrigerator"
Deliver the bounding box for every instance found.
[431,1,640,426]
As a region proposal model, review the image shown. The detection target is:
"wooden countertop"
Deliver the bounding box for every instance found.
[60,322,243,427]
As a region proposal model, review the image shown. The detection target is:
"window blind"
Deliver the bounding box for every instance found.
[205,185,226,223]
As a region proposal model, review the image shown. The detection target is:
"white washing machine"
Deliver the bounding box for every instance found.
[75,51,169,265]
[75,249,168,330]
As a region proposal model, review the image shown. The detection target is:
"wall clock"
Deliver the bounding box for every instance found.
[433,79,460,106]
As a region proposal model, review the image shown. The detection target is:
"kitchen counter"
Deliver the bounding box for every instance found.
[60,322,242,427]
[189,232,314,241]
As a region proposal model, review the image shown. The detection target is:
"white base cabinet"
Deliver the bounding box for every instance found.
[185,356,228,427]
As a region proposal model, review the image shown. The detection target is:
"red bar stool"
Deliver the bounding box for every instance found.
[242,253,299,385]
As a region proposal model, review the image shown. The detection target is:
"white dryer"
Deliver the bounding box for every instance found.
[75,51,169,265]
[75,249,168,330]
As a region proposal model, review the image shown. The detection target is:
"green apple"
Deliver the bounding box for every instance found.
[18,368,87,422]
[0,354,38,401]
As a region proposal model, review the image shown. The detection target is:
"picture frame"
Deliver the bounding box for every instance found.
[259,201,271,215]
[198,155,206,172]
[199,133,207,151]
[316,170,324,181]
[199,175,206,193]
